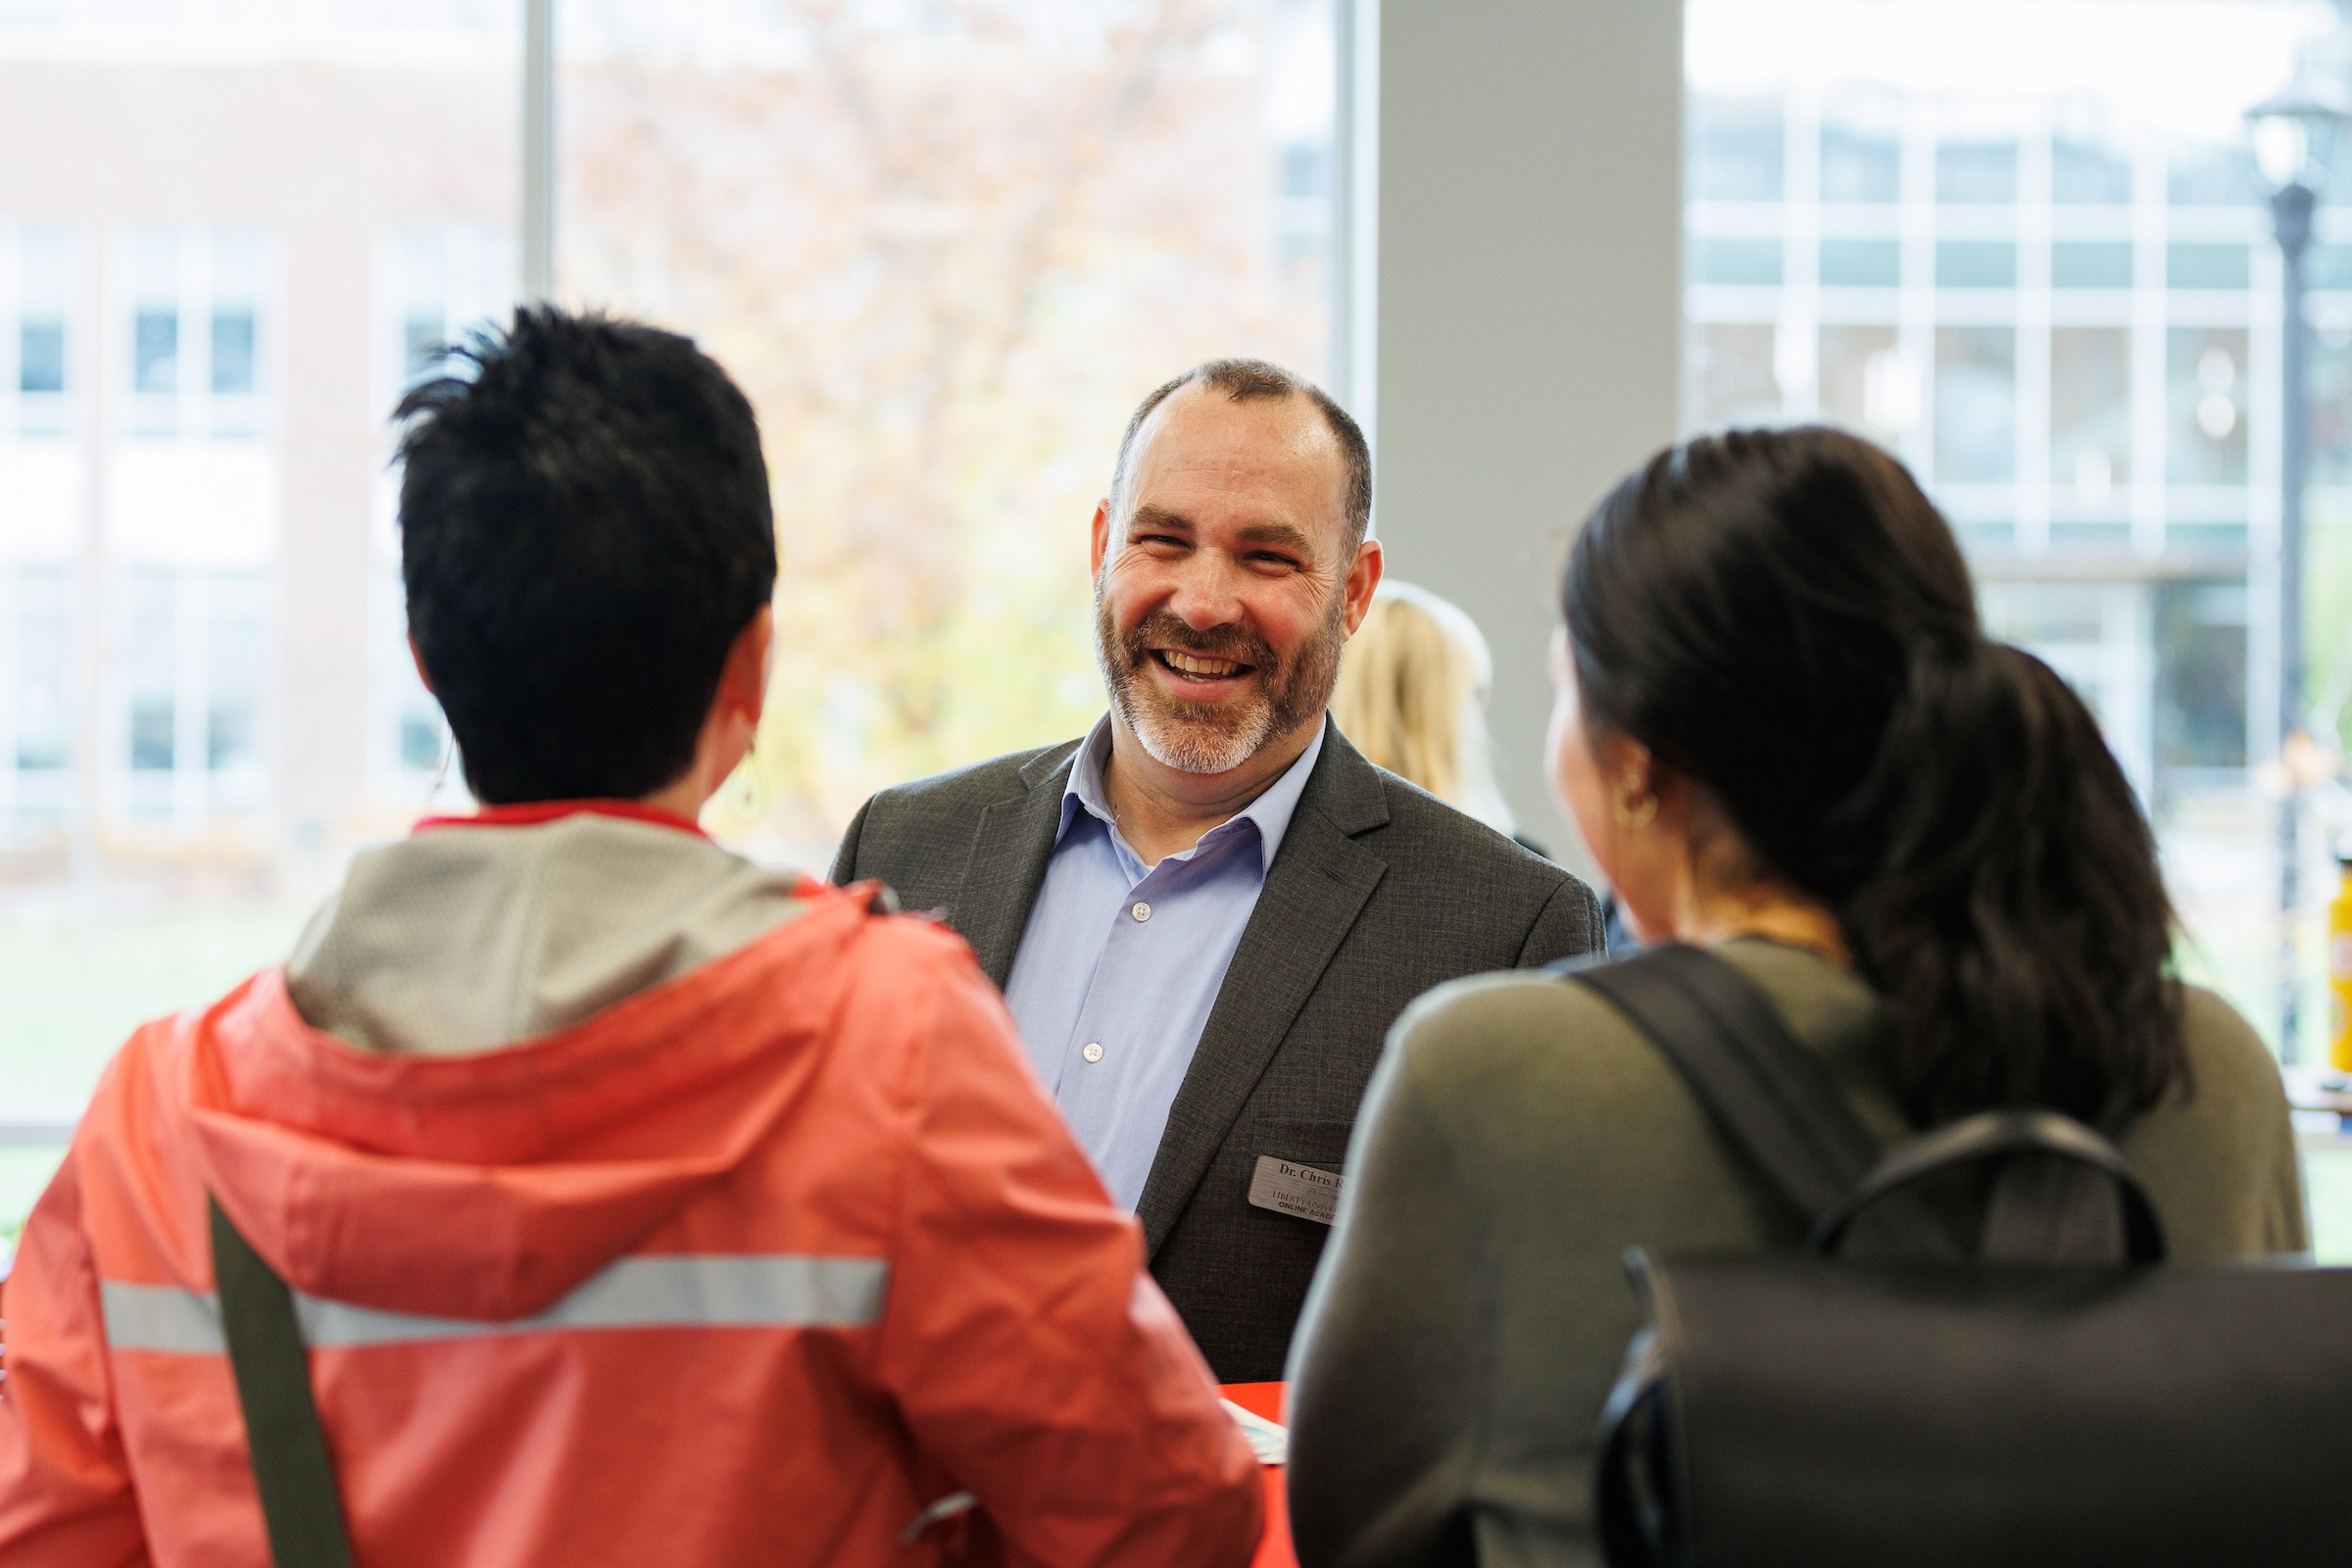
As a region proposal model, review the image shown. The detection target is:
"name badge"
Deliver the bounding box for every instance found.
[1248,1155,1342,1226]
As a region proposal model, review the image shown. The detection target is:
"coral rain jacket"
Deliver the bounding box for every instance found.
[0,881,1262,1566]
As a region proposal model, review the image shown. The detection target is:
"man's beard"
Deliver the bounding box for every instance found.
[1095,588,1346,775]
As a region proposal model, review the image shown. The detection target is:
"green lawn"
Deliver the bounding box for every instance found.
[2301,1147,2352,1261]
[0,899,310,1232]
[0,900,311,1103]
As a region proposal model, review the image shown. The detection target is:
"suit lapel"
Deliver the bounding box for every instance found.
[955,743,1080,988]
[1134,731,1391,1256]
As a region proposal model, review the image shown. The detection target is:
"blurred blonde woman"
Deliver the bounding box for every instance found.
[1331,581,1519,840]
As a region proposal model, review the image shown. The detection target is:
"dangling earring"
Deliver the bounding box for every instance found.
[1612,774,1657,830]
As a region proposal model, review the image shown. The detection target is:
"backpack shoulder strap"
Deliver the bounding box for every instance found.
[209,1196,356,1568]
[1557,944,1955,1256]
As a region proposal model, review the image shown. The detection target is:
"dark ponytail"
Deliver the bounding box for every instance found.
[1564,427,2186,1124]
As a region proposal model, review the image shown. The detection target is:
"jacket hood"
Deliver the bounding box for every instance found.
[182,888,880,1322]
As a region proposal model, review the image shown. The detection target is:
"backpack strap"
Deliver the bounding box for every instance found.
[1557,944,1959,1259]
[209,1197,357,1568]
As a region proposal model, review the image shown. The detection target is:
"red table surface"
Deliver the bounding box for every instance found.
[1221,1383,1295,1568]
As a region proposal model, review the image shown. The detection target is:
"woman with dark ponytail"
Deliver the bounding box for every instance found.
[1284,427,2304,1568]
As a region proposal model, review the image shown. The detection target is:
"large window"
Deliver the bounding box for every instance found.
[555,1,1336,859]
[368,224,513,807]
[1685,0,2328,994]
[2,225,81,836]
[0,2,1336,1226]
[0,6,522,1222]
[1686,0,2352,1248]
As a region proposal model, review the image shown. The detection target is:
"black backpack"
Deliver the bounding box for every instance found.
[1570,944,2349,1568]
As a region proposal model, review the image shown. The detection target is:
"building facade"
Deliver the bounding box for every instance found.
[1683,87,2298,803]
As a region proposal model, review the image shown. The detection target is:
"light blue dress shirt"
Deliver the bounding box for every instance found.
[1002,714,1327,1210]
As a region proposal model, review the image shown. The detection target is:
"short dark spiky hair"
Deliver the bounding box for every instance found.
[395,307,776,805]
[1110,359,1372,547]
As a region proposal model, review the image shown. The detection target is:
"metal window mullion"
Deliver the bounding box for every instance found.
[1329,0,1379,454]
[523,0,556,305]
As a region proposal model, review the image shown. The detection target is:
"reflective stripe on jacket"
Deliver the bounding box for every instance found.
[0,883,1262,1566]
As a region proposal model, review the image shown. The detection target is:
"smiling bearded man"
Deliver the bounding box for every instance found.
[831,358,1603,1382]
[1102,589,1343,776]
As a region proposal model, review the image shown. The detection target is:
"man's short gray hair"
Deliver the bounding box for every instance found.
[1108,359,1373,548]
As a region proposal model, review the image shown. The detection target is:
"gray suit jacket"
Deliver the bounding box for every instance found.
[829,725,1604,1380]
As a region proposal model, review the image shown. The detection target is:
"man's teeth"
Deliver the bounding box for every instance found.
[1160,650,1247,678]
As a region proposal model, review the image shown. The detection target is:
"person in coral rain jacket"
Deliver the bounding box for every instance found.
[0,307,1263,1568]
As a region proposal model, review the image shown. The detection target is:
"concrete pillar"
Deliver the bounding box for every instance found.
[1348,0,1684,865]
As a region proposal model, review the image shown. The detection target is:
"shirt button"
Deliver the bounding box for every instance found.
[1132,901,1152,922]
[1082,1042,1105,1063]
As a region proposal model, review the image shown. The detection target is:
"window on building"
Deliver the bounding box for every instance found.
[120,227,270,441]
[2314,302,2352,484]
[1817,324,1907,447]
[13,566,71,777]
[0,564,74,842]
[124,570,176,779]
[116,567,269,816]
[370,226,510,803]
[2315,244,2352,289]
[131,326,175,396]
[1936,240,2017,289]
[2050,326,2132,501]
[1690,321,1782,430]
[1935,325,2017,483]
[132,318,175,402]
[19,319,63,393]
[1692,237,1783,286]
[207,592,262,773]
[3,226,81,840]
[384,227,513,395]
[2051,240,2133,289]
[2156,580,2249,770]
[2169,139,2258,207]
[1277,141,1332,270]
[2168,242,2251,291]
[1821,122,1900,203]
[210,311,255,395]
[102,225,280,826]
[16,226,72,431]
[1936,139,2019,204]
[2053,136,2133,204]
[2167,326,2249,486]
[130,234,180,418]
[1820,238,1899,288]
[1690,97,1786,202]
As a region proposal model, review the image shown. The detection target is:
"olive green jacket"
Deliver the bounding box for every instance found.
[1284,940,2307,1568]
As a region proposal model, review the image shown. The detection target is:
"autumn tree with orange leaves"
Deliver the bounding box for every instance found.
[558,0,1331,855]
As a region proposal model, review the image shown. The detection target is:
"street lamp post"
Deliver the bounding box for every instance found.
[2250,67,2352,1062]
